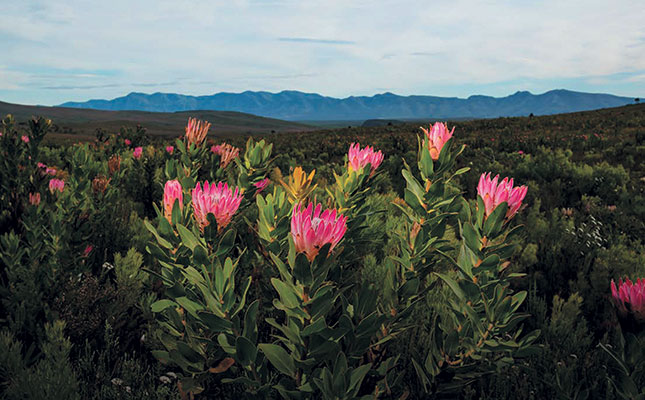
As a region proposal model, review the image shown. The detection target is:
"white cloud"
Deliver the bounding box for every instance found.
[0,0,643,105]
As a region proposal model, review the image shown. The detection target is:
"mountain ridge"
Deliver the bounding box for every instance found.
[58,89,638,121]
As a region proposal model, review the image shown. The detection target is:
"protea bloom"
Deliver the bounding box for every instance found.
[611,278,645,321]
[347,142,384,175]
[166,146,174,154]
[279,166,317,204]
[124,139,131,146]
[185,118,211,147]
[21,135,29,143]
[211,143,240,168]
[192,181,243,231]
[29,192,41,206]
[253,178,270,194]
[133,147,143,159]
[291,202,347,261]
[49,178,65,194]
[163,180,183,222]
[477,172,528,220]
[420,122,454,160]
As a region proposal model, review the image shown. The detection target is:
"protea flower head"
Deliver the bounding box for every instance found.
[347,142,384,176]
[163,180,183,222]
[291,202,347,261]
[124,139,132,146]
[192,181,243,231]
[185,117,211,147]
[21,135,29,143]
[477,172,528,220]
[211,143,240,168]
[420,122,454,160]
[279,166,317,204]
[611,278,645,321]
[29,192,41,206]
[49,178,65,194]
[166,145,174,154]
[133,147,143,159]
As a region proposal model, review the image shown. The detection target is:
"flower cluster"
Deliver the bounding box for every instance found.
[192,181,243,231]
[477,172,528,220]
[611,278,645,321]
[185,118,211,147]
[347,142,384,175]
[421,122,454,160]
[291,202,347,261]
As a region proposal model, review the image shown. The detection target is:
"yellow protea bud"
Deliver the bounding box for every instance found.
[279,166,317,204]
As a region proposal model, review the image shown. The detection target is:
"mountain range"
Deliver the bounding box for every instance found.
[59,89,638,121]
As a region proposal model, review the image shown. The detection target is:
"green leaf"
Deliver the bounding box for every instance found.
[435,272,466,301]
[177,224,200,250]
[259,344,295,376]
[151,299,177,313]
[235,336,257,367]
[271,278,300,309]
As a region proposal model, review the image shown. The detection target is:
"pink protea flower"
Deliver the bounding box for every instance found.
[211,143,240,168]
[253,178,270,194]
[166,145,174,154]
[291,202,348,261]
[133,147,143,159]
[48,178,65,194]
[192,181,243,231]
[420,122,454,160]
[518,150,524,155]
[21,135,29,143]
[611,278,645,321]
[37,162,47,169]
[29,192,41,206]
[347,142,384,175]
[163,180,183,222]
[185,117,211,147]
[124,139,132,146]
[477,172,528,220]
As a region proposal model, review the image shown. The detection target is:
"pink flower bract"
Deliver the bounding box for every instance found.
[420,122,454,160]
[347,143,384,175]
[477,172,528,220]
[163,180,183,223]
[611,278,645,321]
[253,178,270,194]
[291,202,347,261]
[192,181,242,231]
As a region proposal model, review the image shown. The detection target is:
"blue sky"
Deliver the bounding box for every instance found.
[1,0,644,106]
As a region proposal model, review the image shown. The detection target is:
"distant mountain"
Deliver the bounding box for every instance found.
[59,89,637,121]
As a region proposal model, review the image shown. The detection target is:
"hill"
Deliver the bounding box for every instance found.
[0,100,314,140]
[58,89,638,121]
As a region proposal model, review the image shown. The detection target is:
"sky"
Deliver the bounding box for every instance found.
[1,0,644,106]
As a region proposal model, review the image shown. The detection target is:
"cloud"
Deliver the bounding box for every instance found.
[277,37,355,45]
[0,0,644,105]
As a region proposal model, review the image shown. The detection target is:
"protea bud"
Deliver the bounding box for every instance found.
[420,122,454,160]
[163,180,183,223]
